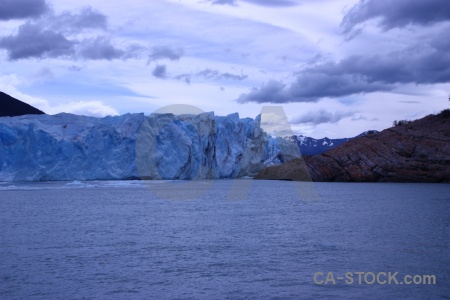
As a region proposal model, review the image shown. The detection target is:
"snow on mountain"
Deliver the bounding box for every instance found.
[288,130,378,156]
[286,135,348,156]
[0,112,300,181]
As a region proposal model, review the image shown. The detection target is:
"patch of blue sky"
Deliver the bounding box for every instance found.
[338,97,359,106]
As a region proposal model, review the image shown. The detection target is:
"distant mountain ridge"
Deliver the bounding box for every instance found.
[287,130,378,156]
[0,92,45,117]
[255,110,450,182]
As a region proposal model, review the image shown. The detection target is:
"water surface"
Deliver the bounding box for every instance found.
[1,180,449,299]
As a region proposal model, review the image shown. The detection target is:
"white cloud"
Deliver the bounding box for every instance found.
[50,101,119,117]
[0,73,119,117]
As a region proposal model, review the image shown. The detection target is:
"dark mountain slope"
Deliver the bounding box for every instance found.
[255,110,450,182]
[0,91,45,117]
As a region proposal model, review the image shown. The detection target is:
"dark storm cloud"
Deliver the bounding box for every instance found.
[237,76,388,103]
[148,46,183,61]
[77,37,124,60]
[73,38,144,60]
[0,0,49,20]
[74,36,144,60]
[237,26,450,103]
[291,109,355,125]
[342,0,450,33]
[196,69,247,81]
[175,69,247,84]
[221,72,247,81]
[207,0,298,6]
[175,74,191,85]
[197,69,221,78]
[0,23,134,61]
[0,6,145,61]
[152,65,167,78]
[237,80,291,103]
[0,23,75,59]
[50,7,107,33]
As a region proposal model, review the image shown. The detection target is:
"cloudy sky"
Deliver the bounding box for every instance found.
[0,0,449,138]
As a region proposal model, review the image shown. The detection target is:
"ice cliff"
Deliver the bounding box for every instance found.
[0,112,300,181]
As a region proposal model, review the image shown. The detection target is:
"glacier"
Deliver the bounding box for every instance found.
[0,112,300,181]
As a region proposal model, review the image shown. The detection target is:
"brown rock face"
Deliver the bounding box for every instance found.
[254,110,450,183]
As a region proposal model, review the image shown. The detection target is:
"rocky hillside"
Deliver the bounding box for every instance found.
[1,91,45,117]
[255,110,450,183]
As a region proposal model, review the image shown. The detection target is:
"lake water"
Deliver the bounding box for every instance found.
[0,180,449,299]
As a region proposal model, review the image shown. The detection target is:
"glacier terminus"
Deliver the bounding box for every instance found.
[0,112,300,181]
